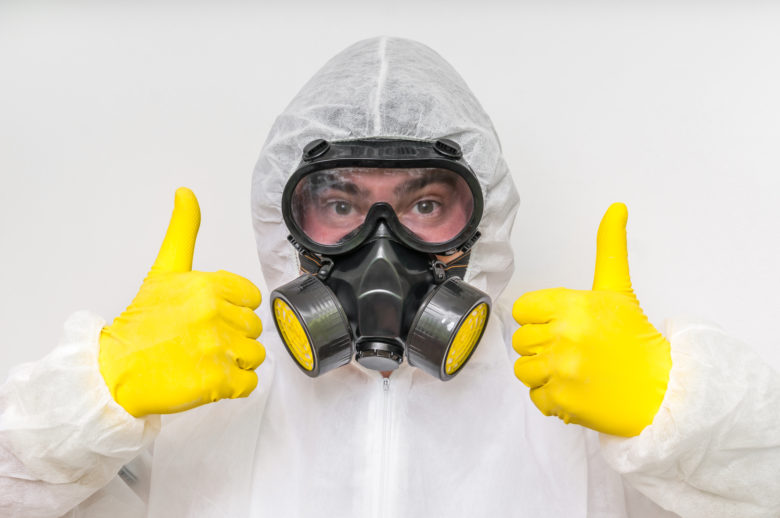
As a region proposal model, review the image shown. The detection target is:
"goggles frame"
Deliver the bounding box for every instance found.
[282,138,485,256]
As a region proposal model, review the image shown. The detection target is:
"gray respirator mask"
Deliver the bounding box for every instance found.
[270,138,491,380]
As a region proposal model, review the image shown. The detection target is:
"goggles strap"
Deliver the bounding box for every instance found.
[442,249,471,280]
[298,250,324,276]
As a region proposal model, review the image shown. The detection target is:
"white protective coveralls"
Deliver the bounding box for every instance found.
[1,37,779,518]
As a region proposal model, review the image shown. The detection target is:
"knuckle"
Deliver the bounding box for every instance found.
[198,334,225,358]
[229,308,261,337]
[553,312,588,344]
[199,272,223,297]
[186,275,218,307]
[553,348,582,381]
[548,320,568,341]
[202,368,227,389]
[189,271,212,291]
[192,292,220,321]
[552,317,568,335]
[208,371,236,402]
[547,380,567,403]
[203,300,221,321]
[189,326,213,349]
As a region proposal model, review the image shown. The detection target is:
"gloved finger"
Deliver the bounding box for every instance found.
[592,202,634,296]
[512,324,554,355]
[213,270,262,309]
[150,187,201,275]
[529,384,557,417]
[219,301,263,338]
[514,353,551,388]
[227,337,266,371]
[512,288,567,325]
[225,366,259,399]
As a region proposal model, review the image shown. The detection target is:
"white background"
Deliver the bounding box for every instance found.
[1,1,778,379]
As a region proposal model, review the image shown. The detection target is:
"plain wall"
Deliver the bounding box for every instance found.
[1,1,779,381]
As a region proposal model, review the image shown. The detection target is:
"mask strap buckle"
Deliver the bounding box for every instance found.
[316,258,334,280]
[431,260,447,284]
[289,234,335,280]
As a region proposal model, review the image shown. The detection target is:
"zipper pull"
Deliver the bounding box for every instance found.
[383,378,390,391]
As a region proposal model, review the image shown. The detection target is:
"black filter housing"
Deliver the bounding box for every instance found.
[406,277,491,380]
[270,275,353,377]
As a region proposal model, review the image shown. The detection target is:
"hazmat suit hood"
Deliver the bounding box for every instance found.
[251,36,520,299]
[237,37,587,517]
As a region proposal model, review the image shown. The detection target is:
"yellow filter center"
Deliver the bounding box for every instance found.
[273,299,315,371]
[445,303,488,375]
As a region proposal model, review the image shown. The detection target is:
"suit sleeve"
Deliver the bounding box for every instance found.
[599,319,780,518]
[0,312,159,518]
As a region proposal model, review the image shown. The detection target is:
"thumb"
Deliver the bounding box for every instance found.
[592,202,634,295]
[149,187,201,275]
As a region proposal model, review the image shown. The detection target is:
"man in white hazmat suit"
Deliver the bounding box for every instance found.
[1,36,779,518]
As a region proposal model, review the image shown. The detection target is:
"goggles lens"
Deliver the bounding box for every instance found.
[290,167,475,246]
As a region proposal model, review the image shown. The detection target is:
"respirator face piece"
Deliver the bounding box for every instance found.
[270,138,491,381]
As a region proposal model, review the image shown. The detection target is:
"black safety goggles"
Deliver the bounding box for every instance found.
[282,138,484,256]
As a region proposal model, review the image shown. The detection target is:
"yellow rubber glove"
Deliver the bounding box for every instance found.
[512,203,671,437]
[98,187,265,418]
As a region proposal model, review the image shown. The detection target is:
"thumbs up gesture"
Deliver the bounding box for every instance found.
[98,188,265,417]
[512,203,672,437]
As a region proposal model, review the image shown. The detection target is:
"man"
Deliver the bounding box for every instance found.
[1,37,778,518]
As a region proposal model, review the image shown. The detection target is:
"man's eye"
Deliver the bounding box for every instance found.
[331,201,352,215]
[415,200,439,214]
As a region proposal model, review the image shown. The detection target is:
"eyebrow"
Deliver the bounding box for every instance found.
[322,180,362,196]
[306,173,364,197]
[394,169,459,196]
